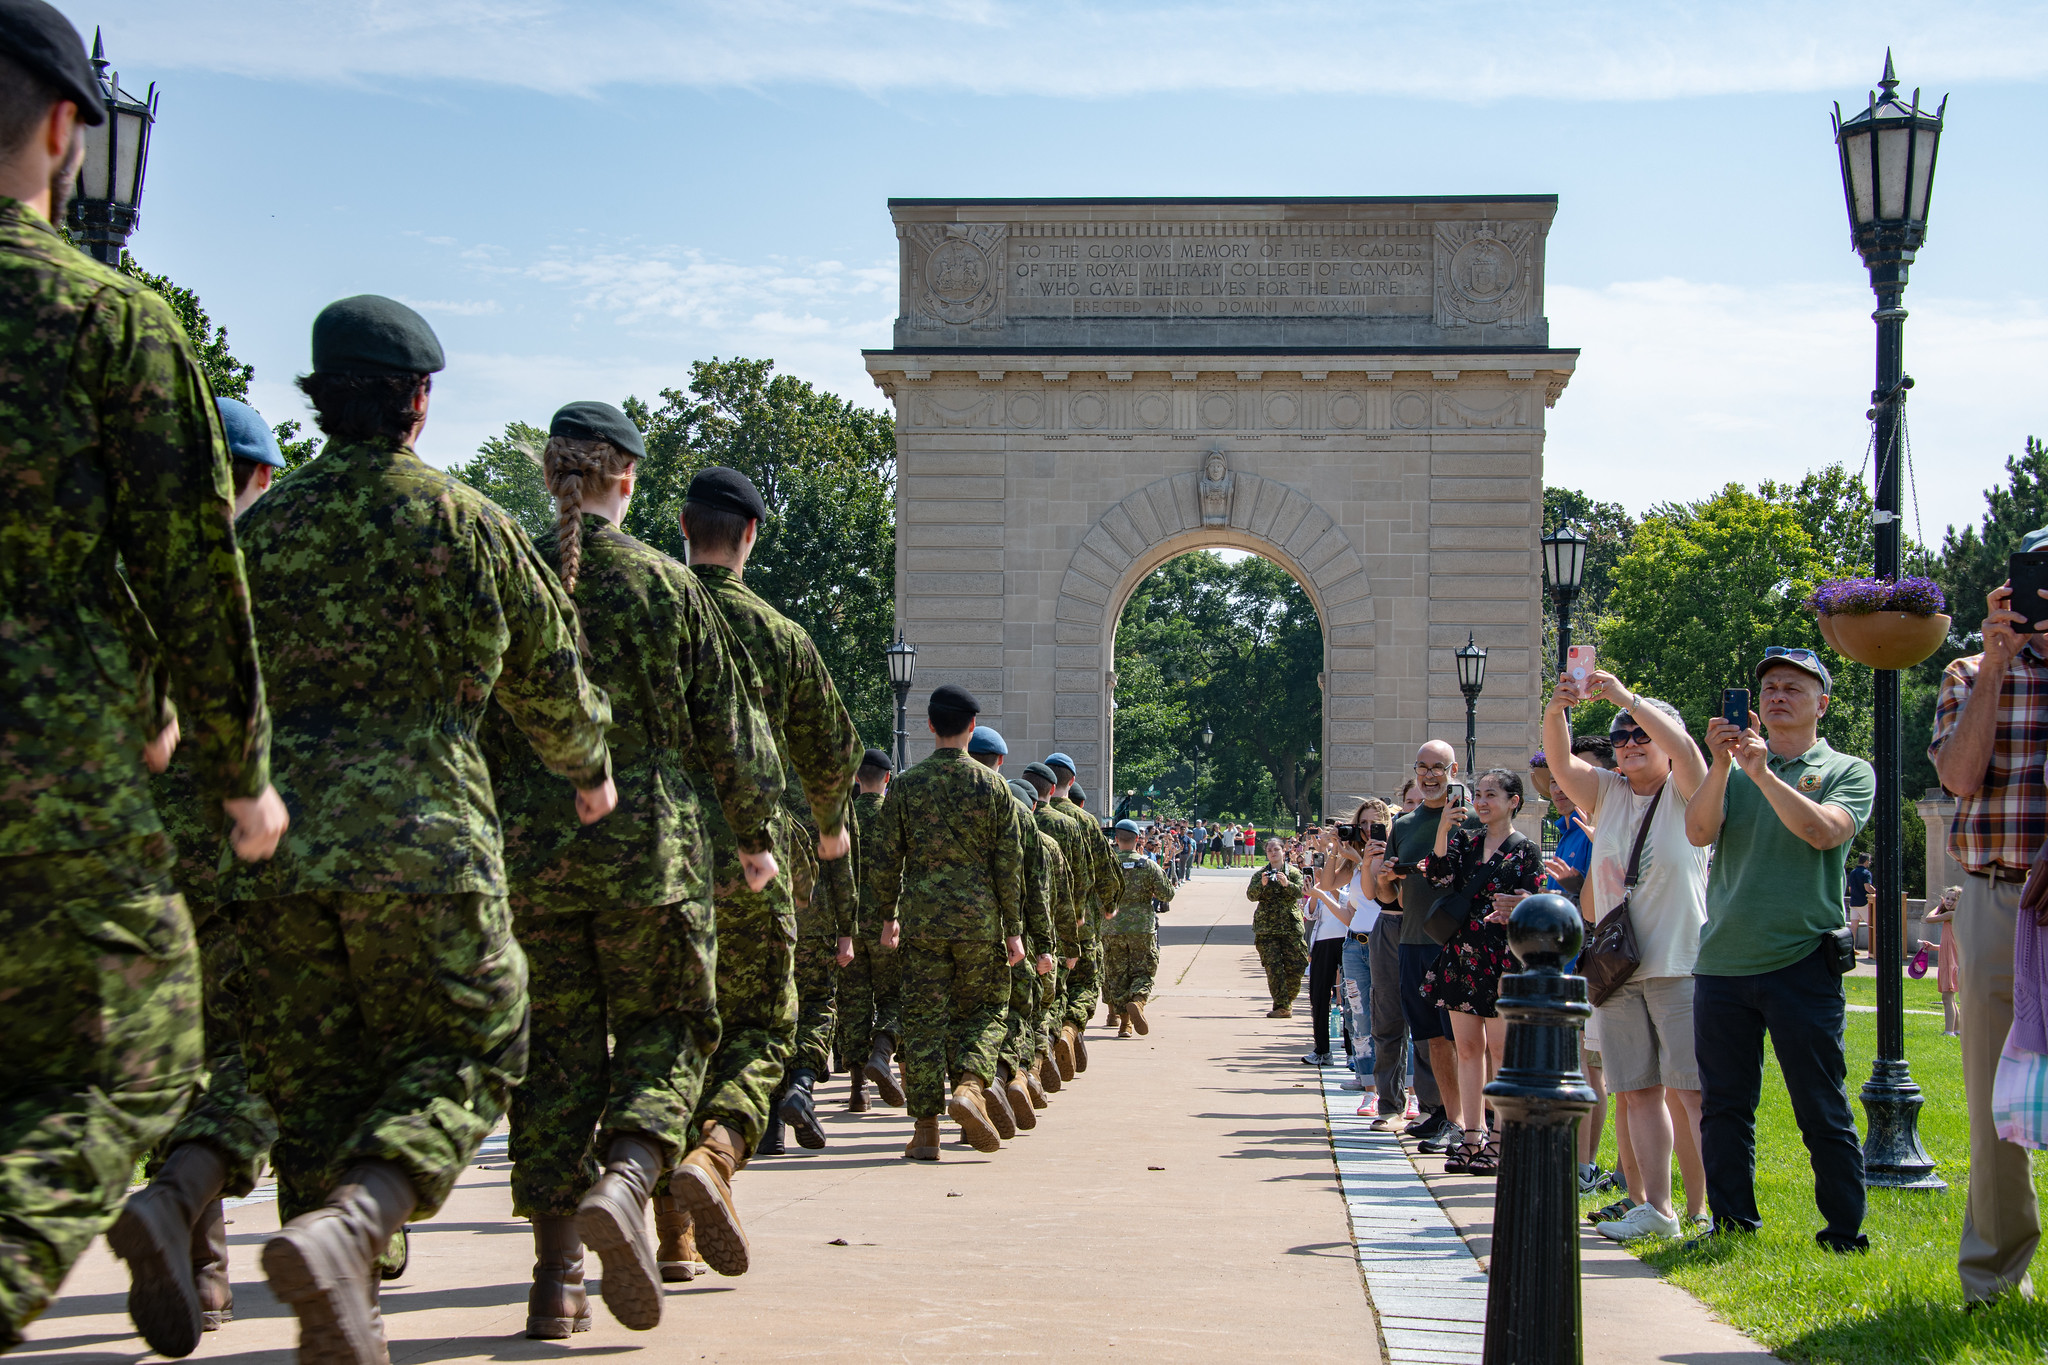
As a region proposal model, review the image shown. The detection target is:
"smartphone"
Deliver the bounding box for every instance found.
[1447,781,1470,810]
[1722,687,1750,730]
[2011,553,2048,632]
[1368,821,1389,844]
[1566,644,1597,685]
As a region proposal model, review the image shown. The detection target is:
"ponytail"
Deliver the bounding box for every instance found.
[539,434,636,593]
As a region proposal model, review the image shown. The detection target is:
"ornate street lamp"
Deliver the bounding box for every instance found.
[1456,633,1488,775]
[885,632,916,774]
[1541,524,1589,680]
[66,31,159,266]
[1833,51,1946,1191]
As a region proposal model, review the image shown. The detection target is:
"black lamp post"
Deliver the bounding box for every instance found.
[1196,723,1213,820]
[1833,51,1946,1191]
[66,31,158,266]
[885,632,916,774]
[1541,525,1589,681]
[1456,634,1488,775]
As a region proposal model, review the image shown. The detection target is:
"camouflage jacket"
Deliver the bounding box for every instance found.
[1015,817,1057,958]
[1247,862,1308,937]
[1049,795,1120,933]
[688,565,859,840]
[792,790,858,939]
[218,440,611,899]
[0,199,269,857]
[484,515,780,912]
[869,746,1024,942]
[852,788,889,942]
[1026,825,1076,958]
[1033,803,1094,951]
[1107,850,1175,936]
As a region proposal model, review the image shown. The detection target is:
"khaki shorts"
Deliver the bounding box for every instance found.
[1595,975,1699,1093]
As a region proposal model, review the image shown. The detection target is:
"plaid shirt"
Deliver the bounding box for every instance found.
[1929,644,2048,873]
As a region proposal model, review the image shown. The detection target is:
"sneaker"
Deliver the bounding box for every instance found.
[1402,1111,1441,1139]
[1355,1099,1376,1117]
[1595,1168,1626,1194]
[1415,1118,1459,1154]
[1597,1204,1683,1243]
[1680,1222,1753,1254]
[1586,1199,1634,1225]
[1301,1052,1333,1067]
[1340,1075,1367,1091]
[1576,1163,1616,1196]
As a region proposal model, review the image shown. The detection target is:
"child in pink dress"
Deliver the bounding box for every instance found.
[1921,885,1962,1036]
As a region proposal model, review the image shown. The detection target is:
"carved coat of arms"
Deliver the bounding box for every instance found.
[903,223,1007,327]
[1432,220,1538,329]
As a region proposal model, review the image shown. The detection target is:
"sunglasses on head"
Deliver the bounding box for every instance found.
[1762,646,1819,663]
[1609,726,1654,747]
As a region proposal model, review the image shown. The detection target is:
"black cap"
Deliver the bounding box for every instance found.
[0,2,105,126]
[861,747,893,772]
[310,295,445,376]
[1070,782,1087,804]
[930,682,980,715]
[1021,762,1058,786]
[550,401,645,459]
[686,466,767,522]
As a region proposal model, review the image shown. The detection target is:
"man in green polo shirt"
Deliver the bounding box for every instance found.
[1688,647,1874,1254]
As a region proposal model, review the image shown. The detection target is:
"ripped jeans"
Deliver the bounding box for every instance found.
[1341,933,1376,1084]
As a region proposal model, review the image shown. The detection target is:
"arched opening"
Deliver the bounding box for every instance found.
[1109,548,1325,832]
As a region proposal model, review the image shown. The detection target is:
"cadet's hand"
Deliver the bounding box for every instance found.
[1005,935,1026,967]
[1064,955,1079,970]
[881,918,900,950]
[144,714,180,774]
[575,777,618,824]
[740,849,778,891]
[1036,953,1055,976]
[835,935,855,967]
[223,786,290,861]
[816,825,850,861]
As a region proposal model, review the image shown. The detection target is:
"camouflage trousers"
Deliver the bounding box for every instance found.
[236,890,528,1225]
[1063,937,1102,1031]
[1103,932,1159,1007]
[899,939,1011,1119]
[508,893,718,1219]
[688,797,796,1156]
[1001,962,1056,1071]
[151,898,278,1197]
[790,935,839,1077]
[1254,930,1310,1012]
[0,839,203,1339]
[835,937,901,1066]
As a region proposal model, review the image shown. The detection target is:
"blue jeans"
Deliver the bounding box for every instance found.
[1341,934,1376,1082]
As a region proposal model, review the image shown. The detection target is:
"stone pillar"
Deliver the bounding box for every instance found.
[1916,790,1957,902]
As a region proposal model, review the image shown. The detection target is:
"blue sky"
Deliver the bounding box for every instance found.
[70,0,2048,540]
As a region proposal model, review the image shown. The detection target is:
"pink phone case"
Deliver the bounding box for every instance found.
[1566,645,1595,683]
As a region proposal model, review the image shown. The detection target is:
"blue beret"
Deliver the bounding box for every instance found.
[550,400,645,460]
[311,294,444,376]
[967,726,1008,756]
[1045,752,1076,774]
[215,398,284,468]
[1114,819,1141,834]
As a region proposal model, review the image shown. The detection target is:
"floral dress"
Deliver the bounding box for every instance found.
[1420,826,1543,1018]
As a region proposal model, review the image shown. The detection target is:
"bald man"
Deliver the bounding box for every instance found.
[1386,740,1461,1149]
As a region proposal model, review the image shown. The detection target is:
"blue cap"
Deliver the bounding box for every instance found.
[1114,819,1142,834]
[215,398,284,468]
[2022,526,2048,554]
[1045,752,1076,774]
[967,726,1008,756]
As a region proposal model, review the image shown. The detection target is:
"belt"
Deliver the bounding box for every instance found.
[1348,931,1374,944]
[1968,865,2030,884]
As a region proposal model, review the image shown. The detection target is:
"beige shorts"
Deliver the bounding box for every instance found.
[1595,975,1699,1093]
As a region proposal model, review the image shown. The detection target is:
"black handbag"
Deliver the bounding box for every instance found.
[1583,784,1664,1007]
[1423,829,1534,946]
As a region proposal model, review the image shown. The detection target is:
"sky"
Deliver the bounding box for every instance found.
[68,0,2048,542]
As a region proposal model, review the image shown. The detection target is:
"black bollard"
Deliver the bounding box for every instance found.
[1482,893,1596,1365]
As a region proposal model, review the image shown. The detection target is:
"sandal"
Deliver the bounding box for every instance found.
[1443,1138,1481,1175]
[1464,1136,1500,1176]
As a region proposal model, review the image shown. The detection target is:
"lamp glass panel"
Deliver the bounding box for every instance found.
[112,107,145,207]
[77,117,113,200]
[1541,536,1562,586]
[1907,127,1937,220]
[1842,126,1877,225]
[1876,122,1912,219]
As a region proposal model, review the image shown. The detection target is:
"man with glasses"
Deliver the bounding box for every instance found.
[1688,648,1873,1253]
[1381,741,1459,1143]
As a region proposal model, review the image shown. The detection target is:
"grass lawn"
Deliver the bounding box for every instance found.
[1577,987,2047,1364]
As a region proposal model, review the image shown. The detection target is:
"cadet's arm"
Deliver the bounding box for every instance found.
[873,785,906,948]
[788,644,861,855]
[681,588,782,856]
[488,518,613,817]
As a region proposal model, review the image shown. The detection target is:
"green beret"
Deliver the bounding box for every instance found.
[1021,762,1058,786]
[0,0,104,125]
[1007,779,1038,809]
[311,295,445,376]
[550,401,645,459]
[686,466,767,522]
[861,747,894,773]
[930,683,980,714]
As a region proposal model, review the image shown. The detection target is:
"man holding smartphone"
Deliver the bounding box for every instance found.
[1927,541,2048,1306]
[1385,742,1461,1145]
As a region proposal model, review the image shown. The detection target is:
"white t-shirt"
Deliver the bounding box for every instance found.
[1586,766,1709,979]
[1340,868,1382,937]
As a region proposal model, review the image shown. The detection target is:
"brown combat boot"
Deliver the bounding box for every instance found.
[1072,1025,1089,1073]
[1127,999,1150,1036]
[1024,1064,1049,1109]
[653,1194,709,1283]
[1117,1013,1133,1038]
[1038,1052,1063,1095]
[672,1121,750,1277]
[903,1116,942,1161]
[846,1069,870,1113]
[1052,1028,1077,1081]
[1105,1005,1123,1031]
[983,1067,1018,1140]
[948,1074,1003,1154]
[1005,1070,1038,1129]
[261,1159,415,1365]
[110,1139,230,1357]
[864,1032,907,1107]
[524,1215,590,1339]
[192,1196,233,1331]
[1267,1006,1292,1018]
[575,1134,663,1330]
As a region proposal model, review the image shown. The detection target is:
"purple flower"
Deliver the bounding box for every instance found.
[1888,576,1947,615]
[1808,575,1947,617]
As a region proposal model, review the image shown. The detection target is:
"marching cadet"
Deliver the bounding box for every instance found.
[1006,779,1071,1126]
[1042,755,1118,1077]
[672,467,860,1277]
[1106,819,1176,1037]
[1019,762,1093,1100]
[869,686,1026,1159]
[0,6,287,1348]
[482,403,783,1336]
[763,796,855,1155]
[965,729,1049,1140]
[1248,836,1311,1017]
[216,296,615,1364]
[840,749,906,1112]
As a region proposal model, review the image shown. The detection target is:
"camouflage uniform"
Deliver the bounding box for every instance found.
[483,515,781,1218]
[1104,851,1175,1007]
[869,749,1026,1118]
[0,201,271,1337]
[787,809,857,1077]
[1048,797,1117,1028]
[1004,826,1071,1072]
[686,565,860,1153]
[217,439,611,1224]
[1247,863,1310,1012]
[835,789,902,1069]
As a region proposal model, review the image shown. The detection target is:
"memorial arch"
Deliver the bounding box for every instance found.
[864,197,1578,804]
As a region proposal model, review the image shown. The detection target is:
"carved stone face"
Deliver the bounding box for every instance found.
[1205,453,1226,482]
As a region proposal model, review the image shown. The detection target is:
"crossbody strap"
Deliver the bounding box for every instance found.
[1622,784,1666,891]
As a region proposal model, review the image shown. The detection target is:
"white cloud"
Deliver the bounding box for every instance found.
[397,296,502,316]
[74,1,2048,100]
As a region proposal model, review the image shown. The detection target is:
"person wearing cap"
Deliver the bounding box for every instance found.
[1002,777,1072,1125]
[1010,777,1077,1121]
[1018,761,1096,1093]
[1106,819,1176,1037]
[478,401,785,1333]
[0,4,287,1347]
[840,748,907,1114]
[1689,647,1874,1254]
[674,464,861,1268]
[869,684,1027,1159]
[1927,550,2048,1304]
[211,296,616,1360]
[1042,755,1120,1057]
[966,729,1054,1139]
[765,787,855,1158]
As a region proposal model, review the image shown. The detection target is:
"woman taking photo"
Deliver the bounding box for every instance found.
[1421,769,1542,1175]
[1298,827,1360,1065]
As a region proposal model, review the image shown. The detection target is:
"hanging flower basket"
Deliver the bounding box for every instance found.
[1807,576,1950,671]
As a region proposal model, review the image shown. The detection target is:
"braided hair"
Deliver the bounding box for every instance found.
[540,434,637,593]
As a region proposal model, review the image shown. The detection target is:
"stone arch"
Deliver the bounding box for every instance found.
[1051,469,1375,809]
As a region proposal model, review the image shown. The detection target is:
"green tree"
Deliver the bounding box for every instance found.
[1541,487,1636,699]
[447,422,552,541]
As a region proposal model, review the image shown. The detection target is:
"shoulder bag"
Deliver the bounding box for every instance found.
[1422,828,1536,946]
[1583,783,1664,1007]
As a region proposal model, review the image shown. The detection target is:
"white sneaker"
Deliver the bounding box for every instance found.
[1597,1203,1683,1242]
[1340,1075,1367,1091]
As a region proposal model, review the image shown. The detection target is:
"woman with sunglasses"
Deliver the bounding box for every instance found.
[1543,670,1711,1243]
